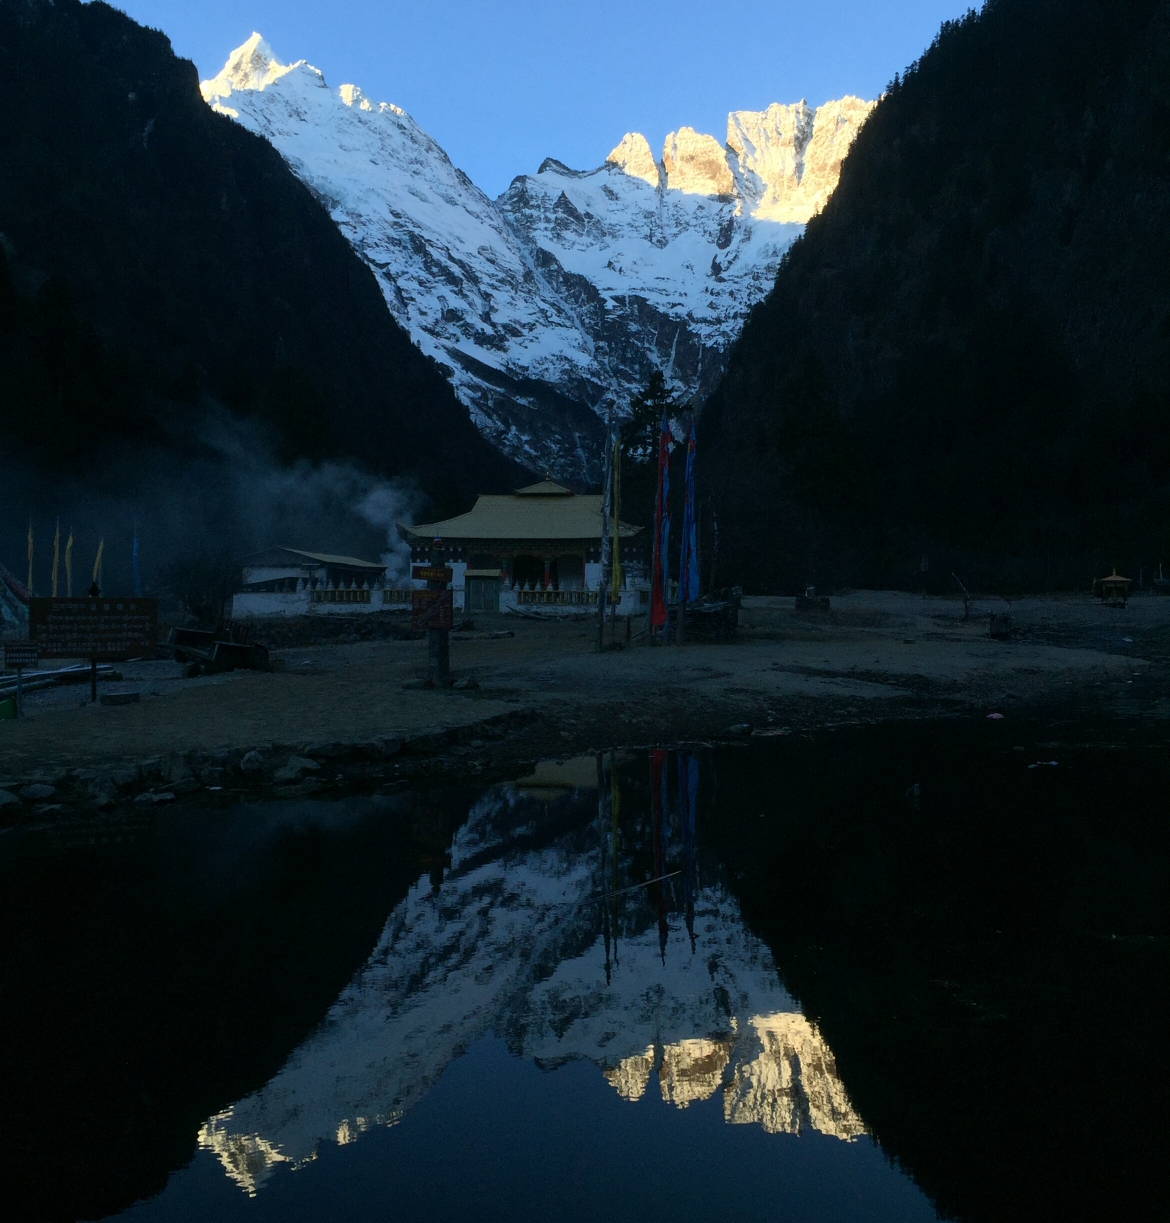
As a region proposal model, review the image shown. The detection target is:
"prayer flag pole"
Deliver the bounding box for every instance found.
[65,528,73,597]
[51,520,60,598]
[650,412,671,641]
[677,419,698,643]
[26,520,33,595]
[609,427,622,640]
[596,407,614,652]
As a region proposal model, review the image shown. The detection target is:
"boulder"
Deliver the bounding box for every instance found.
[272,755,320,784]
[239,751,265,774]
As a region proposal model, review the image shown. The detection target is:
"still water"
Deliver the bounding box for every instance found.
[0,720,1164,1222]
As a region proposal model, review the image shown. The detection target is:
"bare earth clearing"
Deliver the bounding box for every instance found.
[1,592,1167,814]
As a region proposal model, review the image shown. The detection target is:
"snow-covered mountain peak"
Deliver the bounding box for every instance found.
[728,96,875,222]
[606,132,662,188]
[199,35,872,478]
[337,81,407,118]
[663,126,736,196]
[200,33,297,106]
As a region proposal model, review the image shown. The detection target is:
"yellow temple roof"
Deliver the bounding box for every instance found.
[399,487,641,543]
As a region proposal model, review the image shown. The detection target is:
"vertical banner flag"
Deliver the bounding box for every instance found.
[650,413,671,633]
[678,420,699,605]
[609,429,622,599]
[92,538,104,592]
[133,524,141,597]
[65,528,73,597]
[51,520,60,598]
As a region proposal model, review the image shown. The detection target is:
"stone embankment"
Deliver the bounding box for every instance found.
[0,710,537,821]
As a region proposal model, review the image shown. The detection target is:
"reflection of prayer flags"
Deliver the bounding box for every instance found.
[650,414,671,632]
[678,421,698,604]
[26,521,33,594]
[51,521,60,598]
[649,749,670,962]
[678,752,698,948]
[65,529,73,598]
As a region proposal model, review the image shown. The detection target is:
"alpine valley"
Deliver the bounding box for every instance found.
[202,35,873,479]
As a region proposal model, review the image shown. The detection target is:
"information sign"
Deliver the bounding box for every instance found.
[29,598,159,660]
[411,589,454,630]
[412,566,453,584]
[3,642,40,668]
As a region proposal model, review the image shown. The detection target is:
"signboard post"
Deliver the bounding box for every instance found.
[29,597,158,703]
[3,642,39,718]
[412,562,452,687]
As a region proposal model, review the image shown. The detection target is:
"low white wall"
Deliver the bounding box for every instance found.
[231,590,311,619]
[230,591,408,618]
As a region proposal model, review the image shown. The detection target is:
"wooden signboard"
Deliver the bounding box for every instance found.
[412,589,453,630]
[28,597,158,660]
[412,565,453,584]
[3,642,40,668]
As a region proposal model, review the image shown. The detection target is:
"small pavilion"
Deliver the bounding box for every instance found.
[398,480,645,613]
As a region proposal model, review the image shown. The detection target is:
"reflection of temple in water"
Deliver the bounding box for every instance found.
[197,761,866,1195]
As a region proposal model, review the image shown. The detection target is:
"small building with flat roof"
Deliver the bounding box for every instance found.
[231,547,390,618]
[398,480,645,614]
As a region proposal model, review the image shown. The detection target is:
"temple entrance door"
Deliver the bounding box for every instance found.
[466,577,499,613]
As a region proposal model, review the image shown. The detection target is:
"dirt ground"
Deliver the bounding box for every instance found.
[2,590,1166,797]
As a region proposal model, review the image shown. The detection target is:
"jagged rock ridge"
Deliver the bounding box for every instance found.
[201,36,872,480]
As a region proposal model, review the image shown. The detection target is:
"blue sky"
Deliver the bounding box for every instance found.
[112,0,970,197]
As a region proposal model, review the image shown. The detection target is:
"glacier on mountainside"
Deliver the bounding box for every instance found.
[202,36,872,479]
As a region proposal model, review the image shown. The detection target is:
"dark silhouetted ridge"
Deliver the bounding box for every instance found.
[0,0,527,510]
[700,0,1170,592]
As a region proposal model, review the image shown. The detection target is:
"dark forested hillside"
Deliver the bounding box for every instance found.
[700,0,1170,593]
[0,0,524,514]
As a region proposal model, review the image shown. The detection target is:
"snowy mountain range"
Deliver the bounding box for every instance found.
[201,36,872,479]
[197,779,865,1195]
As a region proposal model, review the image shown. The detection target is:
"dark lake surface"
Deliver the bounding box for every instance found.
[0,718,1164,1222]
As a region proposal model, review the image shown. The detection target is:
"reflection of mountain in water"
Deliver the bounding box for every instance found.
[199,784,864,1194]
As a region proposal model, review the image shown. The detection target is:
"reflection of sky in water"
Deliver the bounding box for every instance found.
[193,779,867,1199]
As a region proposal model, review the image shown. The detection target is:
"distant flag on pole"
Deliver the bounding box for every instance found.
[65,528,73,597]
[650,412,671,634]
[132,523,141,597]
[678,420,698,605]
[92,538,104,592]
[51,520,60,598]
